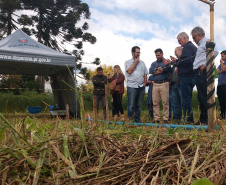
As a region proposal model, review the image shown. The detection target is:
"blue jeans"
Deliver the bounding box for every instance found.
[194,69,207,123]
[147,84,153,112]
[172,84,182,120]
[127,86,145,122]
[180,77,195,123]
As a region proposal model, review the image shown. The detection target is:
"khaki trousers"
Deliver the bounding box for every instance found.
[152,82,169,121]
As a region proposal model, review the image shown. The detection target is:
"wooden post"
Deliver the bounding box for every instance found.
[199,0,216,130]
[208,3,216,130]
[93,96,97,122]
[66,104,69,120]
[206,42,215,130]
[105,84,109,122]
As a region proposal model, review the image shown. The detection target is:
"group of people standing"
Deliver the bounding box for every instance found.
[92,65,125,121]
[92,26,226,124]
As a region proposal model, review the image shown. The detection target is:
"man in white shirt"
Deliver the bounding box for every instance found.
[191,26,218,124]
[125,46,148,122]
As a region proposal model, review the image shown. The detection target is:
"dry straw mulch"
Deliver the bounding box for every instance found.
[0,117,226,184]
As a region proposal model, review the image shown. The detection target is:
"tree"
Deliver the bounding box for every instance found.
[0,0,21,37]
[20,0,99,80]
[0,75,42,94]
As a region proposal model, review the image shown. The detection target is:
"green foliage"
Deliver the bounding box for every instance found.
[0,127,6,144]
[79,91,218,112]
[191,178,214,185]
[73,127,85,142]
[0,91,53,113]
[167,127,180,135]
[0,75,42,95]
[0,0,22,36]
[0,90,219,113]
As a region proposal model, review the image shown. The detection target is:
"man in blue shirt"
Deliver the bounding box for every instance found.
[171,32,197,124]
[149,48,171,123]
[217,50,226,119]
[191,26,218,125]
[125,46,148,122]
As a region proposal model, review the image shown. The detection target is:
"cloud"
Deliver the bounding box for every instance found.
[82,29,178,76]
[90,0,200,21]
[88,8,174,40]
[214,0,226,17]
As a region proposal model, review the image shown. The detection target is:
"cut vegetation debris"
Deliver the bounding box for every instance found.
[0,114,225,184]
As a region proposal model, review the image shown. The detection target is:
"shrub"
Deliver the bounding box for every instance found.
[0,90,219,113]
[0,91,54,113]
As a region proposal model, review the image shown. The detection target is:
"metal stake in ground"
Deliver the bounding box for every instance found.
[199,0,216,130]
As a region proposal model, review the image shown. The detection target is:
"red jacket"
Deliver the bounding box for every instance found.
[108,73,125,94]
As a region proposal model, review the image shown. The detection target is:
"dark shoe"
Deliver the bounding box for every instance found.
[154,120,160,123]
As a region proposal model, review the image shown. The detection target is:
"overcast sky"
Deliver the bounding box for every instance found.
[80,0,226,80]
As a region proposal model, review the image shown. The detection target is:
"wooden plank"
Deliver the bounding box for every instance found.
[66,104,69,120]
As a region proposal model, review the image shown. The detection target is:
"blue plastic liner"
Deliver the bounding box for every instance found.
[87,119,220,131]
[28,106,41,114]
